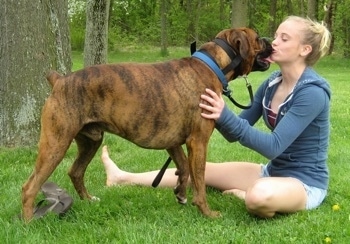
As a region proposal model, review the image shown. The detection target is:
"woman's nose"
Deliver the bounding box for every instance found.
[271,39,277,46]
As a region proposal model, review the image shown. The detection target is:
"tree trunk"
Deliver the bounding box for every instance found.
[286,0,294,15]
[160,0,169,56]
[231,0,248,28]
[186,0,201,42]
[220,0,225,28]
[298,0,305,16]
[268,0,277,38]
[0,0,71,147]
[307,0,317,19]
[84,0,110,67]
[324,0,337,56]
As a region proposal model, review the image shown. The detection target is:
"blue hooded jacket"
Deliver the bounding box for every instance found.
[215,67,331,190]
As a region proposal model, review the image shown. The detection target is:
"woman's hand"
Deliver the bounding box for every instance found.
[199,88,225,121]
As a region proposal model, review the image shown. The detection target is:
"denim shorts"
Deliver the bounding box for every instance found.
[260,164,327,210]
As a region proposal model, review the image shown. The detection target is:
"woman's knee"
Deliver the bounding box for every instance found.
[245,180,274,215]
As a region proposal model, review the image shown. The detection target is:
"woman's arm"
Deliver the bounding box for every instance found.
[200,86,328,159]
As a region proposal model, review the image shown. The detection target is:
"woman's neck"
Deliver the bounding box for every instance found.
[279,63,307,87]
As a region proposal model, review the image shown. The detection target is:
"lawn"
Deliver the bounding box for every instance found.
[0,47,349,243]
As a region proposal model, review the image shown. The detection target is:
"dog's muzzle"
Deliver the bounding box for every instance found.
[252,38,273,72]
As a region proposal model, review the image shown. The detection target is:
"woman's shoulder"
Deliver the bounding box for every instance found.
[300,67,327,82]
[295,67,331,99]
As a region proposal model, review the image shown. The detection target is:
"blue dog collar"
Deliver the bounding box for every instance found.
[192,51,228,89]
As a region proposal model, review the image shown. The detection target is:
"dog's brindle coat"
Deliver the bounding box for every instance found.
[22,28,272,221]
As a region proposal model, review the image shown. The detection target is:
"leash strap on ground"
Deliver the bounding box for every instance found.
[152,156,172,188]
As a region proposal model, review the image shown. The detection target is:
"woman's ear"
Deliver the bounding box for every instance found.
[301,44,312,57]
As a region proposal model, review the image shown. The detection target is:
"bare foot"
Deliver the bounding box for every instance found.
[223,189,246,200]
[101,145,127,187]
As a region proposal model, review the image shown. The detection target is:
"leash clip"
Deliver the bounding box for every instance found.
[222,86,232,97]
[223,75,254,110]
[242,75,251,88]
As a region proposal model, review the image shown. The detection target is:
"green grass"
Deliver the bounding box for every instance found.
[1,50,350,243]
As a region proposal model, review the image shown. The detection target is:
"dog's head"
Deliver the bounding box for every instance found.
[215,27,273,77]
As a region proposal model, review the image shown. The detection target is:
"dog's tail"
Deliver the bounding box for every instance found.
[46,70,61,87]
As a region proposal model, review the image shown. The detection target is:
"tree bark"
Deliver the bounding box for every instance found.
[324,0,337,56]
[0,0,71,147]
[220,0,225,28]
[307,0,317,19]
[298,0,305,17]
[84,0,110,67]
[286,0,294,15]
[231,0,248,28]
[186,0,201,42]
[268,0,277,38]
[160,0,169,56]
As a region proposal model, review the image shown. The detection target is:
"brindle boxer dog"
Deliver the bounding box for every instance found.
[22,27,272,221]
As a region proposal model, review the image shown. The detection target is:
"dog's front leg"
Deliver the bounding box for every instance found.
[187,137,220,218]
[166,147,189,204]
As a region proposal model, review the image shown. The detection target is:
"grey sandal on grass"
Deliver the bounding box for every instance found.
[33,182,73,218]
[33,196,73,218]
[17,182,73,220]
[41,182,71,199]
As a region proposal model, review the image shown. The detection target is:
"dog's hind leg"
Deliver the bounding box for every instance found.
[166,146,189,205]
[22,127,74,221]
[68,128,103,200]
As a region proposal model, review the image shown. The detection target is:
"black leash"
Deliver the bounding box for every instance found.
[223,75,254,110]
[152,156,172,188]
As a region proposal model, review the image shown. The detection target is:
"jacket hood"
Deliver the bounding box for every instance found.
[268,67,331,99]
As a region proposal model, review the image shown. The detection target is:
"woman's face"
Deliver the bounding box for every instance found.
[270,20,310,65]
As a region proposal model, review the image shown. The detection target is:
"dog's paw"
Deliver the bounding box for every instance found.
[176,196,187,205]
[208,210,221,218]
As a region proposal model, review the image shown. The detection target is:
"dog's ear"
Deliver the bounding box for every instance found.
[217,28,256,59]
[233,29,253,60]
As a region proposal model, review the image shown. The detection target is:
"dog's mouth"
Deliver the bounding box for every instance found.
[252,38,273,72]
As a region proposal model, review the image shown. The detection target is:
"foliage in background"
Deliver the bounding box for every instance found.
[69,0,86,50]
[68,0,350,57]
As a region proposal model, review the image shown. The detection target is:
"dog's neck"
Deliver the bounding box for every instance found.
[192,42,253,110]
[212,38,243,79]
[192,51,229,89]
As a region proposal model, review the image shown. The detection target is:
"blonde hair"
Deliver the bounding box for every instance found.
[284,16,331,66]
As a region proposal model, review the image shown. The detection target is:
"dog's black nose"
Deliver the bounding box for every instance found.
[261,38,273,57]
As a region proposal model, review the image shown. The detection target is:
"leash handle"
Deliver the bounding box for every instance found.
[152,157,172,188]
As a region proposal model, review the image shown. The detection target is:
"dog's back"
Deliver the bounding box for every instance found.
[44,59,217,149]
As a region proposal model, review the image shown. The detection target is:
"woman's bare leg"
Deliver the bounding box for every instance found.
[101,146,307,217]
[101,146,261,191]
[245,177,307,217]
[101,146,178,187]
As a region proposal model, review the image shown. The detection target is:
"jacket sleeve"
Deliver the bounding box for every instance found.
[215,85,328,159]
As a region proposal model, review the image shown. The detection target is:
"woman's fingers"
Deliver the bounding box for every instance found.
[199,88,225,120]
